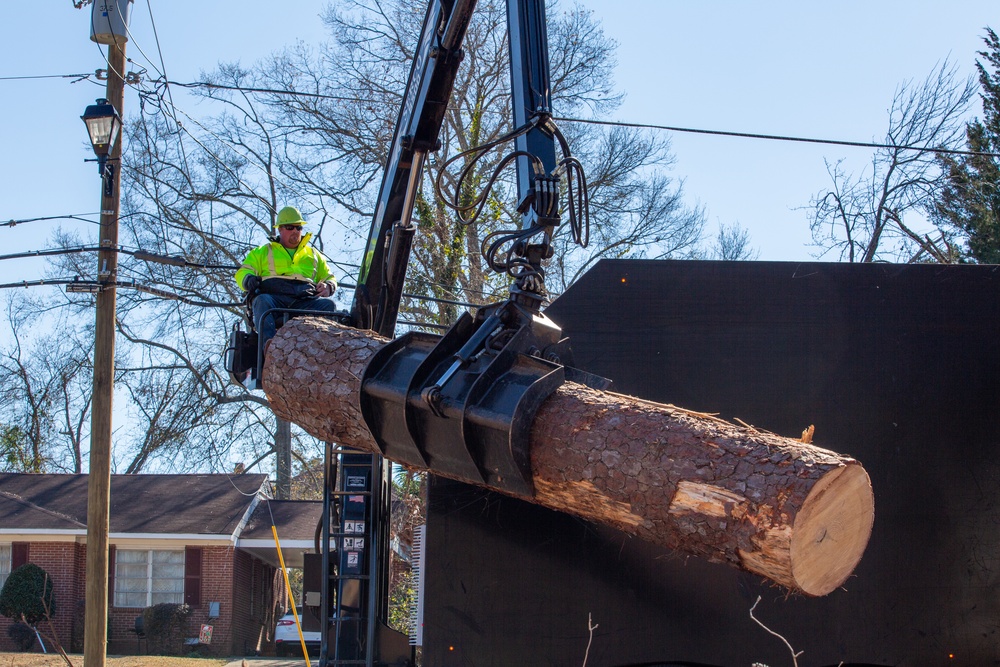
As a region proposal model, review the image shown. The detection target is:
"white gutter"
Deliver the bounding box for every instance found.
[237,538,315,549]
[0,529,233,544]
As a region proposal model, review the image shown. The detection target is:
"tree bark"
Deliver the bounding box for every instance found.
[264,317,874,596]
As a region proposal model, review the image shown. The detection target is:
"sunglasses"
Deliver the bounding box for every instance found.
[279,224,302,231]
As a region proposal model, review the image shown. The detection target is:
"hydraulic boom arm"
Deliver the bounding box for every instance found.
[320,1,603,664]
[349,0,478,337]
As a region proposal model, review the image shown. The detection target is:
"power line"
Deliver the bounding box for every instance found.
[2,214,101,228]
[0,73,93,81]
[141,0,211,236]
[167,80,379,104]
[161,79,1000,160]
[0,278,97,290]
[0,245,236,270]
[552,116,1000,159]
[0,277,242,307]
[0,273,475,322]
[14,65,995,160]
[337,280,478,310]
[135,78,1000,160]
[1,261,480,313]
[1,241,491,307]
[0,247,100,262]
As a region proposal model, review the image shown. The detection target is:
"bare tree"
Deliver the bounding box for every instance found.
[808,60,976,263]
[29,0,707,484]
[0,294,93,473]
[710,222,759,261]
[257,0,705,314]
[39,103,300,478]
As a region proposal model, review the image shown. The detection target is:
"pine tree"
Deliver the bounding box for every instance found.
[932,28,1000,263]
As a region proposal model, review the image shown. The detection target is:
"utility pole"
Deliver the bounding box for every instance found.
[84,2,130,665]
[276,417,292,499]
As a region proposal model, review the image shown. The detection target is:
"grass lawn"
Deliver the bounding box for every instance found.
[0,655,230,667]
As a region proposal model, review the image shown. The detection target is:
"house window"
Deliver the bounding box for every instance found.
[114,549,185,608]
[0,544,10,590]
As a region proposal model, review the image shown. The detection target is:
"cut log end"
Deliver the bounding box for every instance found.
[790,463,874,596]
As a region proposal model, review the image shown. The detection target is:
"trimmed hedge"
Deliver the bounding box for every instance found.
[7,622,36,651]
[142,602,191,655]
[0,563,55,626]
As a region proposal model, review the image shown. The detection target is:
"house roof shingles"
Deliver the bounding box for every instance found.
[0,473,268,537]
[241,499,324,541]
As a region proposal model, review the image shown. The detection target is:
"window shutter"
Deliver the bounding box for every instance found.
[11,543,28,569]
[184,547,202,608]
[107,545,116,607]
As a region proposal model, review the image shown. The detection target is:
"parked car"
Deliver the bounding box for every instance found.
[274,607,321,657]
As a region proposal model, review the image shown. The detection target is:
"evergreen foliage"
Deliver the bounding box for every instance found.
[141,602,191,655]
[6,622,36,651]
[0,563,56,626]
[932,28,1000,262]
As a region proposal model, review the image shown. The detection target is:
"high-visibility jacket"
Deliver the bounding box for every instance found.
[235,232,335,291]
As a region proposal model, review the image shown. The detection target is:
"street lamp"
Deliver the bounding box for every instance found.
[81,98,121,195]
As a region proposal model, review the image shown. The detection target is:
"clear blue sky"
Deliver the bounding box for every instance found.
[0,0,996,286]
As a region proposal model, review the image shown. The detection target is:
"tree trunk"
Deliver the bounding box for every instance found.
[264,317,874,596]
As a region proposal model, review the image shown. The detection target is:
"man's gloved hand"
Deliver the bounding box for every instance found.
[242,274,261,293]
[316,280,335,297]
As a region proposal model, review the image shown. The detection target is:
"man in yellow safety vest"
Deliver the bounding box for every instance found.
[235,206,339,351]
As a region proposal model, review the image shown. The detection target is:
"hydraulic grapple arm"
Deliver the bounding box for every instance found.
[348,0,607,499]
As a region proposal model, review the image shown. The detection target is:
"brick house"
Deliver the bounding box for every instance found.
[0,473,322,657]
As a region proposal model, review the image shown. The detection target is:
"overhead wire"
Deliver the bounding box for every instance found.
[0,277,99,290]
[145,98,364,239]
[330,257,501,302]
[134,73,356,238]
[0,244,233,269]
[106,76,1000,159]
[112,0,166,81]
[134,73,299,227]
[167,80,382,104]
[138,0,212,234]
[0,73,94,82]
[552,116,1000,160]
[0,245,484,311]
[7,63,1000,160]
[18,27,998,322]
[2,214,101,228]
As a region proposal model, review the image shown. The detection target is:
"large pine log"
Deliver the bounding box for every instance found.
[264,317,874,596]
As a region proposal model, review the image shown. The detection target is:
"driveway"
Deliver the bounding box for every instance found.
[223,659,310,667]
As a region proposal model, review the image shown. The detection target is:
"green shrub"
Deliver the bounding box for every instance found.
[141,602,191,655]
[7,622,36,651]
[0,563,55,626]
[70,600,86,653]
